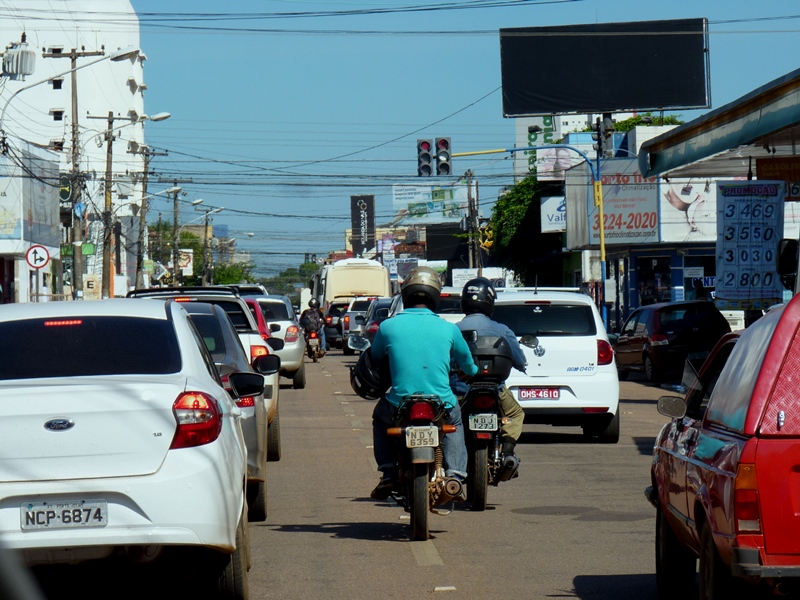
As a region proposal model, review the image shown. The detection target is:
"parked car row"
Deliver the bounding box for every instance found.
[0,298,281,598]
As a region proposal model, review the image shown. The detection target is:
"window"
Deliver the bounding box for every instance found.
[49,140,64,151]
[684,341,736,420]
[259,301,289,320]
[493,304,597,337]
[51,110,64,121]
[187,314,227,361]
[51,79,63,90]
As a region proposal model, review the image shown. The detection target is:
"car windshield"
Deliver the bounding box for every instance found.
[187,314,227,361]
[493,304,597,337]
[259,301,291,320]
[0,316,181,380]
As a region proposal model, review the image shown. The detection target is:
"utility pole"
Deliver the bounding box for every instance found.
[101,110,114,298]
[157,176,192,286]
[42,46,105,299]
[133,147,168,288]
[464,169,477,269]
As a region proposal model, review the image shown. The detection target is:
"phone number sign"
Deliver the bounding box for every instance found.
[715,181,785,310]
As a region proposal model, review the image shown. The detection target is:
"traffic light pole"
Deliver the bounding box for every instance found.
[453,144,609,331]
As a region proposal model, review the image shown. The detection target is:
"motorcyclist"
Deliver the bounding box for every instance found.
[369,266,478,501]
[451,277,527,478]
[300,298,326,354]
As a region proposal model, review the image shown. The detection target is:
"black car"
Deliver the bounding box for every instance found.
[360,297,394,345]
[323,300,349,350]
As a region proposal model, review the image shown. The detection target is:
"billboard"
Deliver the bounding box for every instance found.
[350,194,375,257]
[660,178,718,242]
[540,196,566,233]
[392,182,470,225]
[756,157,800,201]
[500,18,710,116]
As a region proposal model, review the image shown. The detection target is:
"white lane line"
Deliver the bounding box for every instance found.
[410,540,444,566]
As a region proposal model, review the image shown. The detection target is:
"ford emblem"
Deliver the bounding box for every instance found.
[44,419,75,432]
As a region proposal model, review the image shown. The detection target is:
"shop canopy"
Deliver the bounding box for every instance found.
[639,67,800,179]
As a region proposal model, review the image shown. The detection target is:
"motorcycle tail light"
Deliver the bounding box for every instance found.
[325,316,333,325]
[285,325,299,343]
[473,394,496,410]
[170,392,222,449]
[597,339,614,365]
[409,402,435,422]
[475,432,492,440]
[735,463,761,533]
[309,331,318,339]
[650,333,669,346]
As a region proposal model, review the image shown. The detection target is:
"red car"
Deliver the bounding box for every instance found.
[647,293,800,598]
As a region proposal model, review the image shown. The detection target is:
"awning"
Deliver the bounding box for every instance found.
[639,67,800,179]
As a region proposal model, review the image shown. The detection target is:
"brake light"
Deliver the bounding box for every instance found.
[597,339,614,365]
[524,300,552,306]
[409,402,435,422]
[367,322,380,334]
[650,333,669,346]
[325,316,333,325]
[236,396,256,408]
[344,315,350,331]
[286,325,299,343]
[309,331,319,339]
[44,319,83,327]
[174,297,194,303]
[170,392,222,449]
[251,344,269,362]
[473,395,496,410]
[735,463,761,533]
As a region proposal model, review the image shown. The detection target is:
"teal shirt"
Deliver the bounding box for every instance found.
[370,308,478,409]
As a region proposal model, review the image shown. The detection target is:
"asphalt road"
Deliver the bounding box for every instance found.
[248,353,674,600]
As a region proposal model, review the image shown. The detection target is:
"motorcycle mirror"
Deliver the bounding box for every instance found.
[348,335,371,352]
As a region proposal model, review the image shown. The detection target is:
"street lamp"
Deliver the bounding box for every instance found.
[135,186,181,289]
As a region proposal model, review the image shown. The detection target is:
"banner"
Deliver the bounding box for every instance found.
[540,196,566,232]
[392,182,469,225]
[659,178,718,242]
[756,157,800,201]
[350,195,375,257]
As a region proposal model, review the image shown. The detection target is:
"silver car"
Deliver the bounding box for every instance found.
[252,295,307,389]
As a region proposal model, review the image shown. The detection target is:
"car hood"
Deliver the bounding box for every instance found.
[0,375,191,482]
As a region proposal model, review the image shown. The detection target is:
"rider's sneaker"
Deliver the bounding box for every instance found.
[370,477,395,500]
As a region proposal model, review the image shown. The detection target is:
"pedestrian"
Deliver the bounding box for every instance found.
[693,279,707,300]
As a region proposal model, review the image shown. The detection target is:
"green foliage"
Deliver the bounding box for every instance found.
[580,112,684,134]
[491,176,538,255]
[213,262,255,285]
[255,261,320,304]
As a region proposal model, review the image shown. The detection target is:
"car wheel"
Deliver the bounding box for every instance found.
[247,480,267,522]
[699,521,734,600]
[644,354,660,383]
[267,408,282,462]
[597,411,620,444]
[213,515,249,600]
[656,508,696,598]
[292,362,306,389]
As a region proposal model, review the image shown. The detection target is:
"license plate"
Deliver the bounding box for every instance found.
[21,499,108,531]
[308,338,319,347]
[519,388,560,400]
[405,425,438,448]
[469,413,498,431]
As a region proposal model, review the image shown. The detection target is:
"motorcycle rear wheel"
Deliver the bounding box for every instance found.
[411,463,429,541]
[469,442,489,511]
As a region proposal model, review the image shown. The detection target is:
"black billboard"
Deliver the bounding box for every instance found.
[500,18,710,116]
[350,195,375,257]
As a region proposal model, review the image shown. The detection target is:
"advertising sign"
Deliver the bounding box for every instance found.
[756,157,800,201]
[392,182,469,225]
[659,178,719,242]
[350,195,375,257]
[715,181,785,310]
[540,196,566,233]
[589,159,659,246]
[513,116,562,179]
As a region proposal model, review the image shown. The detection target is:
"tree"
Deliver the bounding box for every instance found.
[213,262,255,285]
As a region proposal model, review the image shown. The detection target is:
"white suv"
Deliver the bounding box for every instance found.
[493,289,620,443]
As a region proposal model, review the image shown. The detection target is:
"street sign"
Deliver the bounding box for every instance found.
[25,245,50,270]
[59,174,71,201]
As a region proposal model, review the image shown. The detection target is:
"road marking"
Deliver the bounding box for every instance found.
[410,540,443,566]
[433,586,457,593]
[350,420,363,429]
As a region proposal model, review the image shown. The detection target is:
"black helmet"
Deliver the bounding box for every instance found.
[308,298,320,309]
[350,348,391,401]
[461,277,496,317]
[401,266,441,310]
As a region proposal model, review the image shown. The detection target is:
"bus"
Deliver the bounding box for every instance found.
[310,258,391,311]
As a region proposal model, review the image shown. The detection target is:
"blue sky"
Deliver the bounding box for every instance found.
[128,0,800,277]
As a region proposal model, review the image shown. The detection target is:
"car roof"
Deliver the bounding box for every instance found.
[493,290,596,305]
[128,286,240,299]
[0,298,172,321]
[637,299,721,311]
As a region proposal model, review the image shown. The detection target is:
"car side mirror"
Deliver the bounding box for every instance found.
[228,372,266,398]
[269,323,281,333]
[657,395,687,420]
[777,238,798,291]
[252,354,281,376]
[265,338,285,352]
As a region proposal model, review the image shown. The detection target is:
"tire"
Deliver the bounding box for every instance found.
[292,362,306,389]
[656,508,696,598]
[246,480,267,522]
[598,411,620,444]
[214,516,249,600]
[699,521,734,600]
[644,354,660,383]
[343,344,354,356]
[411,463,429,541]
[469,443,489,511]
[267,409,282,462]
[618,368,629,381]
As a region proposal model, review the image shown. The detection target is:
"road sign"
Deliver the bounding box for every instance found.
[26,245,50,270]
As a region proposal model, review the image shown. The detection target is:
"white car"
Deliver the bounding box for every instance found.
[0,299,272,597]
[250,295,307,389]
[493,289,621,443]
[387,286,465,323]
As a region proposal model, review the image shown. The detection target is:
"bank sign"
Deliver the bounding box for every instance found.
[540,196,566,232]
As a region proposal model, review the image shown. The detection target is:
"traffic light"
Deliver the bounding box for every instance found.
[591,117,605,157]
[591,115,616,158]
[435,137,451,176]
[417,139,433,176]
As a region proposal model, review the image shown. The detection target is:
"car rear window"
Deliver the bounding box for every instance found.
[658,304,728,330]
[0,317,181,380]
[350,299,373,312]
[205,300,252,331]
[259,301,290,321]
[437,294,462,314]
[187,314,226,361]
[493,304,597,337]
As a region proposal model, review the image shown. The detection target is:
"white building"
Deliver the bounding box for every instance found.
[0,1,145,301]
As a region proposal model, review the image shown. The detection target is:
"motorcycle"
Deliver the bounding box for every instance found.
[385,394,462,541]
[304,328,323,362]
[460,331,517,511]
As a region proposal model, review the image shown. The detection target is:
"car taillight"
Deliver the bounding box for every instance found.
[325,316,333,325]
[236,396,256,408]
[409,402,435,422]
[597,339,614,365]
[343,315,350,331]
[472,395,496,410]
[735,462,761,533]
[251,344,269,362]
[650,333,669,346]
[367,322,379,334]
[170,392,222,449]
[285,325,299,343]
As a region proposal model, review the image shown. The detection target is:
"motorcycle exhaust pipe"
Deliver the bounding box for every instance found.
[443,477,463,497]
[496,454,520,482]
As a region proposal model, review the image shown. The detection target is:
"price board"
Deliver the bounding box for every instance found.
[715,181,785,310]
